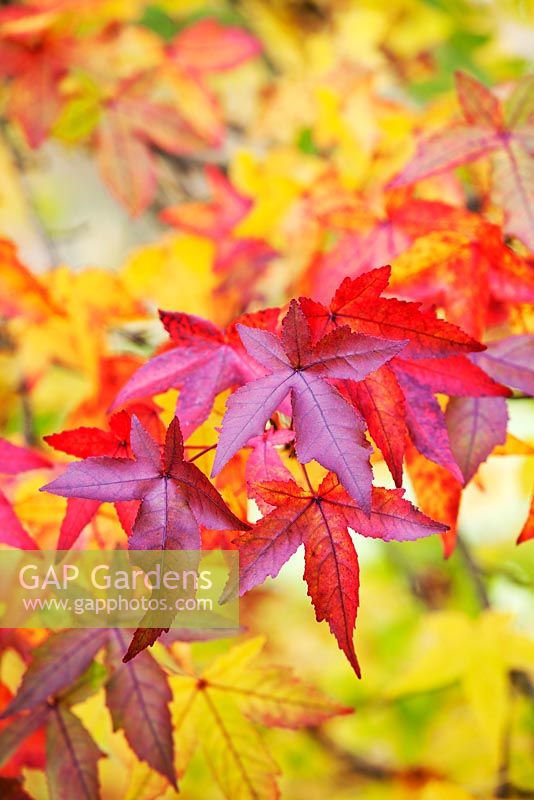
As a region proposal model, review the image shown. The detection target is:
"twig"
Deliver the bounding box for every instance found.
[18,379,37,447]
[187,444,217,463]
[455,534,490,609]
[310,728,438,783]
[0,118,58,267]
[300,462,315,494]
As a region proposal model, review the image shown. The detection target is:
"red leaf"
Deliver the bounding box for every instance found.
[406,446,462,557]
[168,18,261,74]
[227,474,445,674]
[517,496,534,544]
[0,491,38,550]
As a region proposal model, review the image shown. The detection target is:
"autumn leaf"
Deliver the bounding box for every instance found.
[42,417,247,657]
[44,411,140,552]
[405,445,462,557]
[391,72,534,249]
[0,632,108,800]
[166,18,261,75]
[445,397,508,484]
[299,267,507,486]
[105,629,175,787]
[389,225,534,339]
[223,473,446,674]
[46,704,104,800]
[0,630,109,719]
[95,73,204,216]
[0,438,50,550]
[213,300,405,512]
[0,239,59,321]
[42,416,247,553]
[0,627,177,788]
[470,334,534,395]
[0,7,74,148]
[112,307,281,438]
[171,636,350,800]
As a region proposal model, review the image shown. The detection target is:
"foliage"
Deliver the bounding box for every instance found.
[0,1,533,799]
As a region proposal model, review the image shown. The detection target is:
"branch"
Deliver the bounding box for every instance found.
[456,534,490,609]
[0,118,58,267]
[310,727,439,783]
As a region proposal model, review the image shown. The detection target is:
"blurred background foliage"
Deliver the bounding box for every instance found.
[0,0,533,799]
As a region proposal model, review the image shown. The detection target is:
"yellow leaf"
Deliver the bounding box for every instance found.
[388,611,534,771]
[121,234,216,319]
[169,637,349,798]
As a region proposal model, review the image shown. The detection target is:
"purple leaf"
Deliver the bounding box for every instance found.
[394,369,463,482]
[446,397,508,483]
[46,706,103,800]
[214,301,403,512]
[0,630,109,719]
[106,629,176,787]
[0,707,49,767]
[470,335,534,395]
[43,417,247,556]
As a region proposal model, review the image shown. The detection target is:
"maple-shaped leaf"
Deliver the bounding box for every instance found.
[303,192,491,303]
[391,72,534,249]
[155,20,259,147]
[95,73,205,216]
[42,416,246,656]
[42,416,247,552]
[171,636,350,800]
[223,474,446,674]
[0,630,109,720]
[212,300,406,512]
[299,267,507,486]
[300,264,483,359]
[112,308,281,438]
[0,6,74,148]
[0,627,178,788]
[44,411,140,552]
[0,633,107,799]
[46,705,104,800]
[389,225,534,339]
